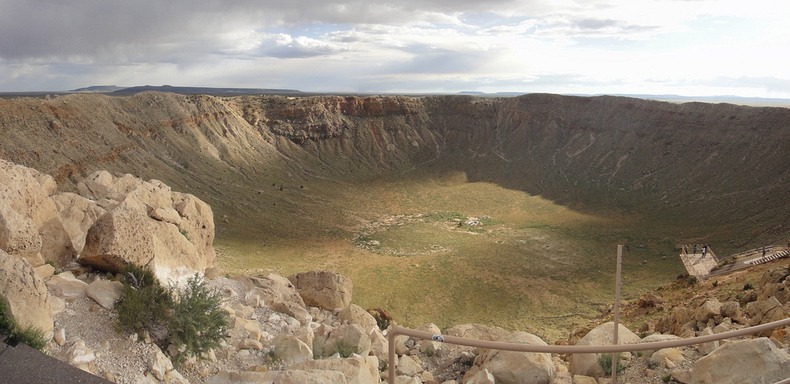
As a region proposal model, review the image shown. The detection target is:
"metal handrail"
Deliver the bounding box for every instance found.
[387,317,790,384]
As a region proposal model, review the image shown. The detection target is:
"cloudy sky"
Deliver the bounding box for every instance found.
[1,0,789,97]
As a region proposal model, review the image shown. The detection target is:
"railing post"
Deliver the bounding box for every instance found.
[388,328,397,384]
[612,244,623,383]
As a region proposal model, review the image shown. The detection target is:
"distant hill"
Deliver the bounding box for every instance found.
[69,85,127,93]
[109,85,303,96]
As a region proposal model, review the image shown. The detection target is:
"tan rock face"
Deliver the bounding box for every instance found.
[323,323,372,358]
[337,303,379,332]
[51,192,106,254]
[85,279,123,309]
[273,335,313,365]
[208,369,348,384]
[77,172,215,285]
[0,159,76,266]
[289,355,379,384]
[691,337,790,384]
[289,270,353,311]
[444,323,512,341]
[46,271,89,300]
[0,249,53,339]
[0,204,43,266]
[244,273,305,307]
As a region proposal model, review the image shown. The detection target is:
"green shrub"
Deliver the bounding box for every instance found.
[0,300,13,334]
[330,340,358,358]
[116,266,229,366]
[12,325,47,350]
[647,359,660,369]
[116,264,172,335]
[597,353,626,376]
[0,300,47,350]
[167,275,229,365]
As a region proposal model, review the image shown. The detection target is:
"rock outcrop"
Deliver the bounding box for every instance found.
[690,337,790,384]
[569,322,640,377]
[289,271,353,311]
[464,331,555,384]
[51,192,106,254]
[0,249,53,339]
[78,171,215,285]
[0,158,75,266]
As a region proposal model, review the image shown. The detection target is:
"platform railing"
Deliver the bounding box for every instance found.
[387,317,790,384]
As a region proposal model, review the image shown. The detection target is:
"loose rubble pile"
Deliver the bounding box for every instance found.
[2,158,789,384]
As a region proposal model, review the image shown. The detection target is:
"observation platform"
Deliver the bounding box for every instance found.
[679,245,719,279]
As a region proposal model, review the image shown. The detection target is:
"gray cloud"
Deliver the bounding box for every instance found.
[0,0,787,97]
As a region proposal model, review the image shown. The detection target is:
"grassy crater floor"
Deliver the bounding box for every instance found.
[214,172,685,342]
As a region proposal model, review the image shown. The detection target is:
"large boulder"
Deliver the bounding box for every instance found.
[745,296,787,336]
[0,205,43,266]
[243,273,306,307]
[638,333,681,359]
[569,322,640,377]
[50,192,106,254]
[464,331,555,384]
[691,338,790,384]
[289,355,379,384]
[46,271,89,300]
[323,324,372,358]
[0,249,53,339]
[86,278,123,309]
[273,335,313,365]
[694,298,721,322]
[444,323,512,341]
[208,369,348,384]
[0,159,75,266]
[338,304,379,332]
[289,271,353,311]
[78,172,215,285]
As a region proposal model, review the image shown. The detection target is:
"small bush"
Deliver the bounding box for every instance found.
[743,282,754,291]
[116,264,172,335]
[647,359,660,369]
[167,275,229,365]
[330,340,358,358]
[0,300,47,350]
[116,266,229,366]
[12,325,47,350]
[0,300,14,334]
[662,373,673,382]
[597,353,626,376]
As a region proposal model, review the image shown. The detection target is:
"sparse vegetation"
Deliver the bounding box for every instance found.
[167,275,229,365]
[0,300,47,350]
[116,265,229,365]
[597,353,626,376]
[330,340,358,358]
[116,264,172,334]
[647,359,659,369]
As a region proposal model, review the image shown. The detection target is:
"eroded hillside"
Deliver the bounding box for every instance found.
[1,92,787,250]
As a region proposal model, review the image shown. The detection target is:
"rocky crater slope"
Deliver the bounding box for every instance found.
[1,93,788,249]
[0,159,788,384]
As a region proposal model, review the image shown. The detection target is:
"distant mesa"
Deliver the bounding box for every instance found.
[69,85,127,93]
[69,85,304,96]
